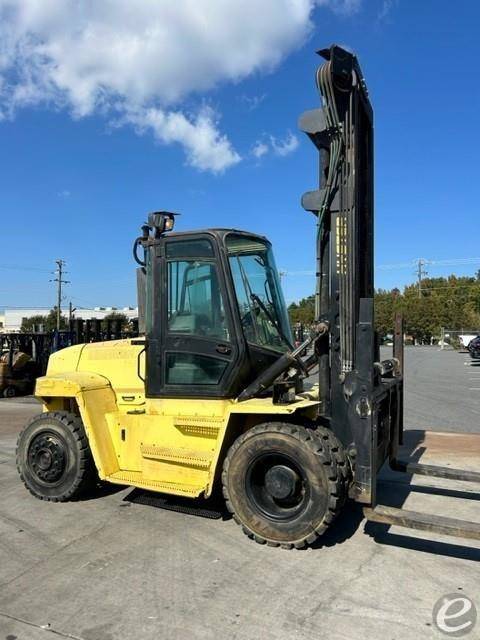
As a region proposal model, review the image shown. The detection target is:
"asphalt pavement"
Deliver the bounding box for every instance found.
[0,346,479,640]
[402,346,480,433]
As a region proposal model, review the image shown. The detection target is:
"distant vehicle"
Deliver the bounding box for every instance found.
[468,336,480,359]
[460,334,478,350]
[0,350,36,397]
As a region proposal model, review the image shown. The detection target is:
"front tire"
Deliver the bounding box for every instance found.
[16,411,97,501]
[222,423,345,549]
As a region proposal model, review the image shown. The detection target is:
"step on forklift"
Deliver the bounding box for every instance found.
[17,45,480,549]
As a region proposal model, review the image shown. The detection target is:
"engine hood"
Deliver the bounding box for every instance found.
[47,344,85,375]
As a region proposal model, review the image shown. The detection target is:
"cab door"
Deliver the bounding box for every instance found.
[146,235,241,398]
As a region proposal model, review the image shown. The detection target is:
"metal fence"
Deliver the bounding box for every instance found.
[440,328,480,350]
[0,317,139,390]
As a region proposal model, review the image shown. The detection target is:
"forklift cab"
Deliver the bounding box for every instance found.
[135,217,293,400]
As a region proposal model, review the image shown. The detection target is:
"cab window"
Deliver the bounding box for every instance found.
[167,260,229,340]
[226,235,292,352]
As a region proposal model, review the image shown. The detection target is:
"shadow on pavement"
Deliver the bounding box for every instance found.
[81,428,479,558]
[366,428,480,562]
[364,525,480,562]
[310,500,365,550]
[123,486,230,520]
[79,480,127,501]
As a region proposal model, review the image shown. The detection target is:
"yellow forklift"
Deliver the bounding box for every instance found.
[0,348,36,398]
[16,45,480,548]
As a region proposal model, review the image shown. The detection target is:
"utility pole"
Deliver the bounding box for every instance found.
[51,260,70,330]
[415,258,428,298]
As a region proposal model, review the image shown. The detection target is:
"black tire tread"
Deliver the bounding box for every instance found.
[16,411,97,502]
[313,426,351,482]
[311,426,351,509]
[222,422,346,549]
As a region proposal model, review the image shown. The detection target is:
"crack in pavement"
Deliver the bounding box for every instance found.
[0,611,85,640]
[0,518,110,590]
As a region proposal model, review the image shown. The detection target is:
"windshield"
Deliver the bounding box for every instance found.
[227,234,292,352]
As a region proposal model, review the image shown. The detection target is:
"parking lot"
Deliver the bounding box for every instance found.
[1,346,479,640]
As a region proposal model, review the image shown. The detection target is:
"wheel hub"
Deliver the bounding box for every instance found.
[28,433,66,483]
[246,453,309,521]
[37,450,53,470]
[264,464,299,500]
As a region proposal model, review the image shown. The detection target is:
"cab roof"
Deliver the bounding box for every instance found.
[163,227,270,244]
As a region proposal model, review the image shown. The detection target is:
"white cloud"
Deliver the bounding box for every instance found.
[251,131,299,161]
[270,132,299,156]
[377,0,397,22]
[123,106,241,173]
[240,93,267,112]
[330,0,362,15]
[252,140,269,159]
[56,189,71,198]
[0,0,360,172]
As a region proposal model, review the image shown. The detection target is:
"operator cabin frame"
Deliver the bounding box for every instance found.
[135,219,296,400]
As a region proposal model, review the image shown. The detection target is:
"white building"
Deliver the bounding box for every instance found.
[2,307,138,333]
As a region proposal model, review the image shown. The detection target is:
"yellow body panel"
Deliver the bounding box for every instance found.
[35,340,320,498]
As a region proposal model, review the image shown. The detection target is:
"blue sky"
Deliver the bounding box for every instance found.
[1,0,479,311]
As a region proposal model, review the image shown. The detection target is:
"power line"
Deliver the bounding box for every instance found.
[377,257,480,271]
[69,296,98,308]
[0,264,51,273]
[376,261,417,271]
[280,256,480,277]
[428,258,480,267]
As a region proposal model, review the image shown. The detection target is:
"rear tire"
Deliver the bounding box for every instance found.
[16,411,97,502]
[222,422,345,549]
[3,386,16,398]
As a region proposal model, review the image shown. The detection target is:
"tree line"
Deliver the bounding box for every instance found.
[288,274,480,343]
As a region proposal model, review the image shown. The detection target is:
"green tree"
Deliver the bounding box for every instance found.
[21,307,68,332]
[21,314,47,332]
[288,295,315,326]
[103,312,130,331]
[374,288,401,336]
[288,273,480,344]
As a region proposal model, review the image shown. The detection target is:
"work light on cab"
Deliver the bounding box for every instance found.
[148,211,178,235]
